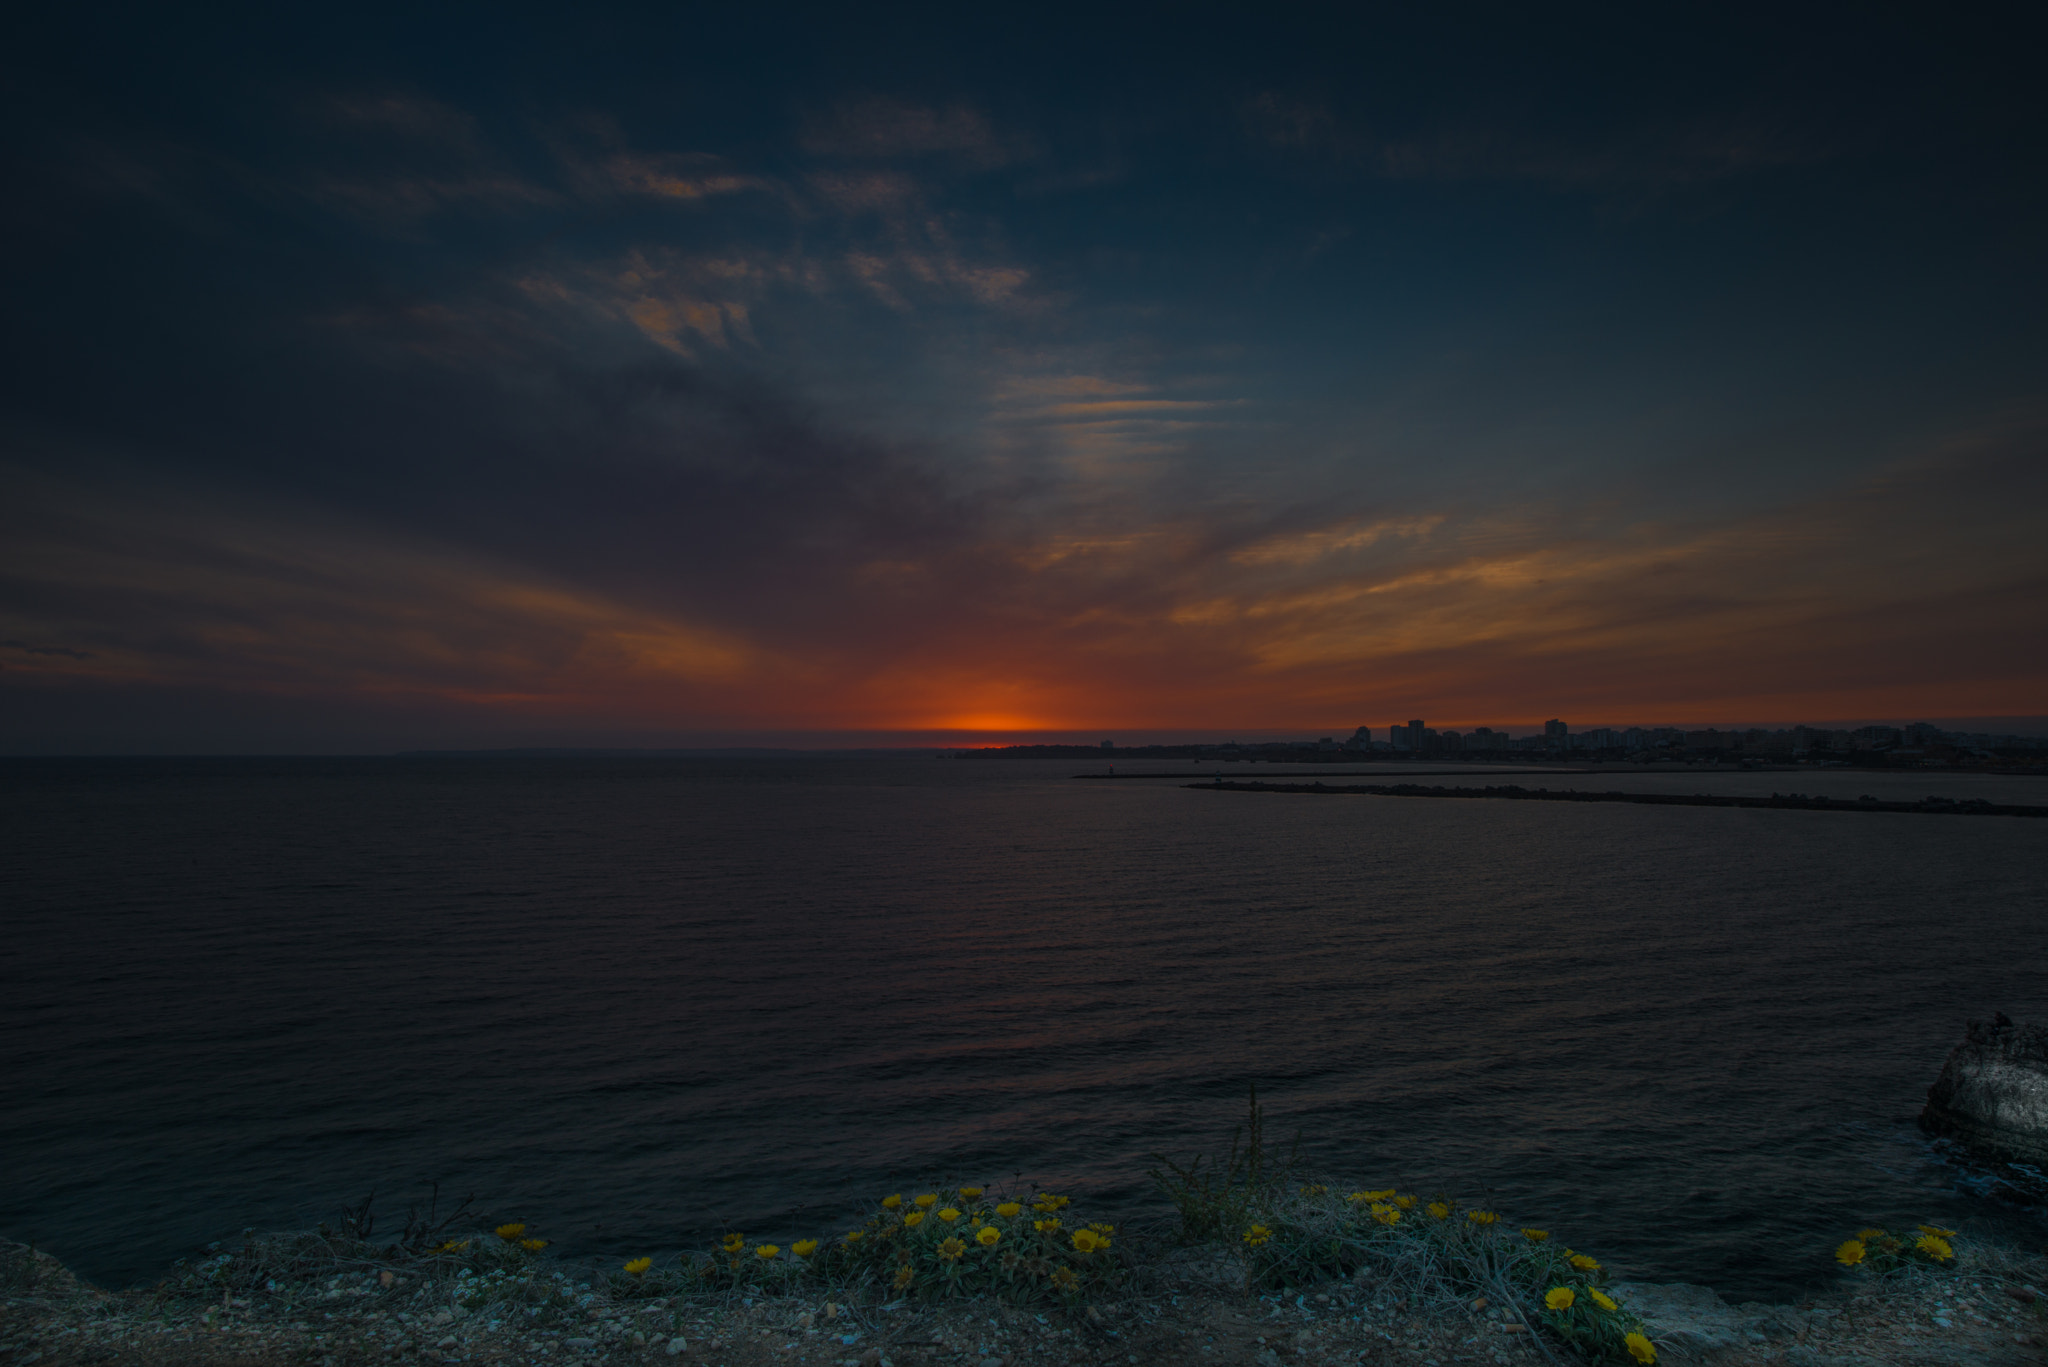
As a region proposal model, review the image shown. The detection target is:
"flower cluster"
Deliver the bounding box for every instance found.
[683,1185,1120,1303]
[1234,1186,1655,1365]
[491,1223,548,1255]
[1833,1224,1957,1275]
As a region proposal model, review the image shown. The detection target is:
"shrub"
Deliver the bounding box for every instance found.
[1151,1089,1655,1364]
[1834,1224,1958,1275]
[1231,1184,1654,1363]
[683,1186,1125,1303]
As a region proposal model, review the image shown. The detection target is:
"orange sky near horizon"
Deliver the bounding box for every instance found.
[6,421,2044,745]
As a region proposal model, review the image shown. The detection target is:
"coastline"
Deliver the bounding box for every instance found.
[6,1225,2043,1367]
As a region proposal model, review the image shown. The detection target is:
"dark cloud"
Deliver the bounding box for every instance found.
[1,641,95,660]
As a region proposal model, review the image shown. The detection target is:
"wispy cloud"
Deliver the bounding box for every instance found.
[1229,516,1442,567]
[1242,92,1828,189]
[800,97,1022,168]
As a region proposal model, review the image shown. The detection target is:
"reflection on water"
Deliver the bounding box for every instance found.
[2,755,2044,1299]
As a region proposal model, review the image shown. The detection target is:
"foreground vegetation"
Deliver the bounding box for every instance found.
[5,1091,2041,1366]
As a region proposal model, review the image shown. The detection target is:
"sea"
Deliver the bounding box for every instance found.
[4,754,2046,1302]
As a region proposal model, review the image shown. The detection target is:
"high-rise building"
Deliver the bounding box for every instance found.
[1544,718,1567,738]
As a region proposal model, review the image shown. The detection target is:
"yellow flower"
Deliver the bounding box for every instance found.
[996,1203,1022,1218]
[721,1233,744,1252]
[1855,1227,1885,1240]
[1393,1195,1416,1209]
[938,1207,961,1223]
[1624,1330,1657,1363]
[1916,1224,1957,1238]
[843,1231,865,1244]
[432,1239,471,1254]
[1522,1229,1549,1243]
[754,1244,779,1260]
[623,1257,652,1276]
[1568,1253,1601,1273]
[1466,1210,1498,1225]
[494,1223,527,1241]
[937,1237,967,1261]
[1370,1205,1401,1226]
[1345,1191,1369,1204]
[1834,1239,1865,1267]
[1300,1184,1327,1196]
[1545,1287,1575,1311]
[1050,1265,1078,1291]
[1034,1218,1061,1232]
[958,1187,983,1200]
[904,1212,924,1228]
[793,1240,819,1259]
[1089,1222,1115,1234]
[519,1238,547,1252]
[1242,1225,1273,1248]
[976,1226,1001,1247]
[892,1265,914,1291]
[1589,1288,1618,1312]
[1914,1234,1953,1262]
[1032,1194,1070,1212]
[881,1194,903,1210]
[913,1194,939,1209]
[1071,1229,1102,1253]
[1426,1201,1452,1220]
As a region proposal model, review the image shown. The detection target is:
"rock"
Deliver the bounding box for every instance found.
[1921,1013,2048,1164]
[1608,1282,1810,1360]
[665,1336,687,1355]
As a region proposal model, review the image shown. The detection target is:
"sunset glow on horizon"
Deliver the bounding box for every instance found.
[2,10,2044,752]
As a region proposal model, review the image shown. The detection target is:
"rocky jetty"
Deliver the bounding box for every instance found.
[1922,1013,2048,1165]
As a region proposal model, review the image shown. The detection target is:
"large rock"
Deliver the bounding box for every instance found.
[1920,1012,2048,1165]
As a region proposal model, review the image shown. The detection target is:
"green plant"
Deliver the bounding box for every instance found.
[681,1184,1124,1303]
[1834,1224,1958,1275]
[1148,1083,1300,1243]
[1223,1185,1654,1361]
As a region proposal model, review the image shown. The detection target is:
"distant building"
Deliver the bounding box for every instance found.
[1544,718,1567,739]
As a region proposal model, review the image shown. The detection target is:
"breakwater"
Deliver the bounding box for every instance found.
[1189,780,2048,817]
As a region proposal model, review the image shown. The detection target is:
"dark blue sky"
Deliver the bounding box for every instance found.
[3,4,2044,749]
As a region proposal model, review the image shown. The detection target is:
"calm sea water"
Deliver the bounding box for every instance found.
[4,755,2046,1301]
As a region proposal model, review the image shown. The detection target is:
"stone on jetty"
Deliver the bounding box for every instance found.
[1921,1012,2048,1164]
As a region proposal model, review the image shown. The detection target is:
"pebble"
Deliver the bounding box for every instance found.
[665,1336,688,1355]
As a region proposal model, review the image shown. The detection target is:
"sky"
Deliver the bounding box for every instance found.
[3,5,2045,752]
